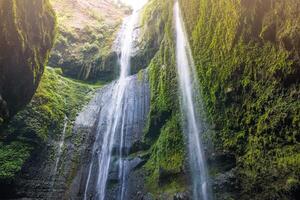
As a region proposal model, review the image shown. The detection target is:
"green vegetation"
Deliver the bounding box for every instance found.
[179,0,300,199]
[140,0,188,196]
[0,67,95,180]
[0,142,32,179]
[130,0,166,75]
[145,115,186,196]
[0,0,56,125]
[48,0,128,81]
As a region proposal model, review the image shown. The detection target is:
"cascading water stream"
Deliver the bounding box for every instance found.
[83,1,147,200]
[174,2,211,200]
[48,115,68,199]
[53,116,68,178]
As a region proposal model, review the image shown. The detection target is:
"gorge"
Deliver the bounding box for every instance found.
[0,0,299,200]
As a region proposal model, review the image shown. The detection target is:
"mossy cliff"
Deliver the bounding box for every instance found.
[179,0,300,199]
[0,67,94,197]
[129,0,166,76]
[48,0,129,81]
[133,0,189,198]
[0,0,56,125]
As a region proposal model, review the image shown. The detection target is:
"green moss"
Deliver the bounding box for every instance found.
[0,67,96,180]
[8,67,95,140]
[144,11,178,142]
[146,115,185,172]
[137,70,144,82]
[0,142,32,179]
[53,67,63,75]
[141,0,188,197]
[179,0,300,198]
[145,114,186,195]
[48,0,125,81]
[0,0,56,123]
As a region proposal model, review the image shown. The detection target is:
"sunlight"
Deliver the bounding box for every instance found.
[119,0,148,10]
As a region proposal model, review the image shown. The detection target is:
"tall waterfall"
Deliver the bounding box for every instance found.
[83,1,147,200]
[174,2,211,200]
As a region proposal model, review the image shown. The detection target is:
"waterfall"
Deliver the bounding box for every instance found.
[48,115,68,199]
[174,2,211,200]
[53,116,68,178]
[83,1,147,200]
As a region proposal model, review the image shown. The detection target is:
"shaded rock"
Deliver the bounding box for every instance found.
[213,168,239,192]
[130,140,150,154]
[173,192,190,200]
[0,0,56,124]
[208,151,236,172]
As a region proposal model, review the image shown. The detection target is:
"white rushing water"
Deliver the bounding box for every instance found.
[174,2,211,200]
[83,1,147,200]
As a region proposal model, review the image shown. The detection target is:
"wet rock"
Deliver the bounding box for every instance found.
[143,193,155,200]
[130,140,150,154]
[0,95,8,125]
[208,151,236,172]
[213,168,239,193]
[173,192,190,200]
[206,149,240,199]
[69,70,150,199]
[158,167,181,185]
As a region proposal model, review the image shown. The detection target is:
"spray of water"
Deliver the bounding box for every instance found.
[174,2,211,200]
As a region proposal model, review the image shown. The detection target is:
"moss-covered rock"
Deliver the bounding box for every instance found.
[138,0,189,197]
[179,0,300,199]
[0,0,56,126]
[48,0,129,81]
[0,67,95,181]
[145,114,187,197]
[130,0,166,75]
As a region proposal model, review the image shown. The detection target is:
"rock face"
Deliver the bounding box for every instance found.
[0,71,148,200]
[0,68,94,199]
[106,73,150,200]
[0,0,56,125]
[68,70,150,199]
[179,0,300,199]
[138,1,191,198]
[48,0,129,81]
[48,0,160,82]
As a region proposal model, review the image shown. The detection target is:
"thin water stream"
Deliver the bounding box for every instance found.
[174,2,211,200]
[53,116,68,178]
[48,115,68,199]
